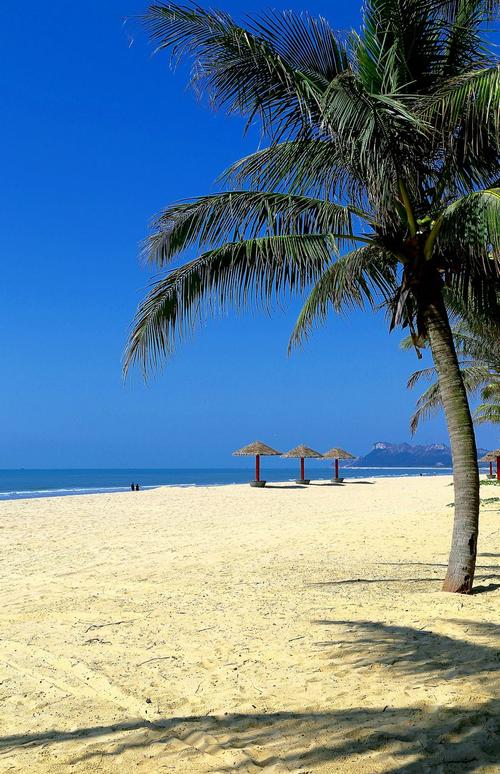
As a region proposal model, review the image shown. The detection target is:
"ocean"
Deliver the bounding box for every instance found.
[0,466,460,501]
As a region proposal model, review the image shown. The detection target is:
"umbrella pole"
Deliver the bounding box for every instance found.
[255,454,260,482]
[335,459,339,479]
[497,456,500,481]
[490,462,493,476]
[300,457,305,480]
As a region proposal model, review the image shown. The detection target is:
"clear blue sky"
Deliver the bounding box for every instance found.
[1,0,497,468]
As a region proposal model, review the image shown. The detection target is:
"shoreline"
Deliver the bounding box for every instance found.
[7,467,496,505]
[0,471,454,503]
[2,459,495,504]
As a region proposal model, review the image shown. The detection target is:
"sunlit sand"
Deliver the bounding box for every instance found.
[1,476,498,772]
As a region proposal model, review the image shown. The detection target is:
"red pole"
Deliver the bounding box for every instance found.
[300,457,305,480]
[497,456,500,481]
[255,454,260,482]
[335,458,339,479]
[490,461,493,476]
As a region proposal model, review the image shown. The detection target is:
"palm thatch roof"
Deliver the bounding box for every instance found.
[479,449,500,462]
[233,440,282,456]
[282,444,323,459]
[322,447,356,460]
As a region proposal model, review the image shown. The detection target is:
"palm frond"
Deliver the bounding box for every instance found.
[453,323,500,363]
[145,4,349,140]
[410,380,442,433]
[480,379,500,400]
[288,245,398,349]
[125,233,334,375]
[408,363,493,432]
[407,366,437,389]
[427,65,500,149]
[428,188,500,267]
[400,332,415,351]
[474,402,500,423]
[441,0,492,77]
[220,140,370,211]
[319,72,429,209]
[449,274,500,333]
[462,365,499,391]
[249,10,349,85]
[444,273,500,328]
[406,288,500,430]
[146,191,356,267]
[355,0,446,93]
[437,1,500,24]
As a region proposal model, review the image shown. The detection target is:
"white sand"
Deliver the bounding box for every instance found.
[0,476,498,772]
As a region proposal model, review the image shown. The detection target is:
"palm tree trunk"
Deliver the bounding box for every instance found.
[421,286,479,593]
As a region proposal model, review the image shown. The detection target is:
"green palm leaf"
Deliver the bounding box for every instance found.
[424,61,500,193]
[353,0,444,93]
[289,245,398,349]
[427,66,500,146]
[441,0,492,76]
[406,366,438,388]
[125,233,335,374]
[474,402,500,423]
[222,141,346,200]
[410,380,443,433]
[319,73,429,209]
[221,141,380,220]
[407,287,500,431]
[409,364,498,432]
[145,4,348,139]
[146,191,357,267]
[427,188,500,265]
[481,380,500,400]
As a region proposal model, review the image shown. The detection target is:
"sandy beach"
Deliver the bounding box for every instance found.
[0,475,498,772]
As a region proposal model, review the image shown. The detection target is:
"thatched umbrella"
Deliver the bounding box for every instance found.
[282,444,323,484]
[323,447,356,482]
[233,440,282,487]
[479,451,494,477]
[480,449,500,480]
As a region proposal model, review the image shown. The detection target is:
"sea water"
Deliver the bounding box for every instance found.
[0,466,461,501]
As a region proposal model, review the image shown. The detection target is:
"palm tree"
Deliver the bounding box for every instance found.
[406,297,500,431]
[125,1,500,593]
[474,386,500,424]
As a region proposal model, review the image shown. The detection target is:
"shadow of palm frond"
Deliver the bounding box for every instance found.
[1,702,498,773]
[0,623,498,772]
[312,619,500,681]
[312,577,442,586]
[311,566,500,590]
[473,582,500,594]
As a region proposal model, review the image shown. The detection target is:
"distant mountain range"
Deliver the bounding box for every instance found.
[348,441,489,467]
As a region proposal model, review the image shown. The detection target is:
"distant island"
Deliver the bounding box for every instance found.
[348,441,489,468]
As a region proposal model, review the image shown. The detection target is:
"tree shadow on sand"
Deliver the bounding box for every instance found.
[312,618,499,681]
[310,558,500,592]
[0,621,498,772]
